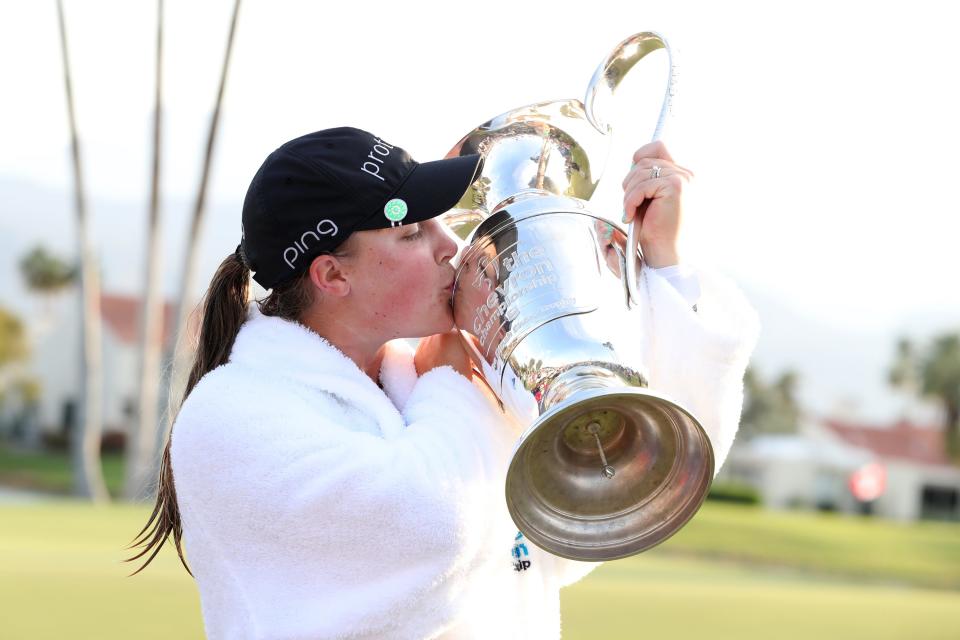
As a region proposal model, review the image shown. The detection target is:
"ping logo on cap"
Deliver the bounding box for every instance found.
[384,198,408,226]
[282,219,340,269]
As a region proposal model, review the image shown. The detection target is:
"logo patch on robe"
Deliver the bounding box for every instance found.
[512,531,531,572]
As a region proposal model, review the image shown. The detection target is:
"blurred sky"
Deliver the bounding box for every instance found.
[1,0,958,418]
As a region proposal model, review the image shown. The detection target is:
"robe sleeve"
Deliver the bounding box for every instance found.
[636,263,760,471]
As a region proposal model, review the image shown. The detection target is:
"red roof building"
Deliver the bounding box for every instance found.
[822,418,951,467]
[99,293,178,345]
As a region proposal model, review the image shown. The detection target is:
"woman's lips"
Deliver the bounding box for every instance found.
[444,285,455,310]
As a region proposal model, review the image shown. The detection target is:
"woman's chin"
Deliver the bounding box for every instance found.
[408,313,455,339]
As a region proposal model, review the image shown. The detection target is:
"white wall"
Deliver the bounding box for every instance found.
[26,289,140,438]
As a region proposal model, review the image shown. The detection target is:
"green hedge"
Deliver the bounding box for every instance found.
[707,481,760,505]
[0,441,125,498]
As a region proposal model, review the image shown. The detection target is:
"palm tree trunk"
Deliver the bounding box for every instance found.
[156,0,241,457]
[946,401,959,463]
[57,0,108,503]
[124,0,165,502]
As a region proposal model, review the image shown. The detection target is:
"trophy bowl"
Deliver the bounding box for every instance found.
[450,190,714,561]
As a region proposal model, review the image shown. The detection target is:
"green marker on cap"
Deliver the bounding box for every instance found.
[384,198,408,226]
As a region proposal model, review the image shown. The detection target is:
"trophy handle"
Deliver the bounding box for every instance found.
[625,215,645,309]
[600,32,675,308]
[583,31,676,138]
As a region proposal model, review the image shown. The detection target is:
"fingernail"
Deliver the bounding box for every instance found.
[621,210,630,223]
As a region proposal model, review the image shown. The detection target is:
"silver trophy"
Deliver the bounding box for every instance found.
[443,32,713,561]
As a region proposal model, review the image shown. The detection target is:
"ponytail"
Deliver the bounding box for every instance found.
[126,237,331,577]
[125,251,250,577]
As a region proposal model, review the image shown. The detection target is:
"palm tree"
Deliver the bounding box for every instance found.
[19,246,77,292]
[56,0,109,502]
[158,0,241,460]
[18,245,78,331]
[738,366,801,441]
[124,0,165,502]
[890,334,960,462]
[0,307,38,445]
[0,307,28,379]
[17,246,74,435]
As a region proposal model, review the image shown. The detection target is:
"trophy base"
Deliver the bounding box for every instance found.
[505,386,714,561]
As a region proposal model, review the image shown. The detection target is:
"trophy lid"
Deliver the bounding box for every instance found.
[446,99,611,215]
[445,32,675,216]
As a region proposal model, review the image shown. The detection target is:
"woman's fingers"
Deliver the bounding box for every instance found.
[632,140,675,165]
[622,159,694,190]
[634,156,695,177]
[622,180,663,224]
[620,141,691,234]
[622,173,686,224]
[415,329,473,379]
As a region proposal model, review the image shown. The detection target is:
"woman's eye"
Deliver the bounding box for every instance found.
[402,230,423,241]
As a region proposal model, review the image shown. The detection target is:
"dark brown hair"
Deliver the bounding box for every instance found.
[123,242,346,577]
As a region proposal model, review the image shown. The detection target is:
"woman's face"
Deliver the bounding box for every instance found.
[342,217,460,339]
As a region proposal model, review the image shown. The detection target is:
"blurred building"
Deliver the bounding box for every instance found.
[22,291,176,447]
[721,416,960,522]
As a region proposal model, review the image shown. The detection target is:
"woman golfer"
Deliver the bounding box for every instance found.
[126,126,758,639]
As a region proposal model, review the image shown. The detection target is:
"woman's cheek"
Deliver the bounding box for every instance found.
[377,261,428,313]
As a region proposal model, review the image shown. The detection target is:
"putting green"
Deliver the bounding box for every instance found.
[562,555,959,639]
[1,501,957,639]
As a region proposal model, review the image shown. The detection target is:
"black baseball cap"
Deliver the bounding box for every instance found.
[239,127,483,289]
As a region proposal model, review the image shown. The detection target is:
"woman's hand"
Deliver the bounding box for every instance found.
[621,141,694,268]
[415,329,474,380]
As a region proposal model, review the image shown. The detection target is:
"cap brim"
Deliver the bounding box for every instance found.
[389,153,483,225]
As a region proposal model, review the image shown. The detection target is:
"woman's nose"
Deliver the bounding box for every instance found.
[435,223,461,265]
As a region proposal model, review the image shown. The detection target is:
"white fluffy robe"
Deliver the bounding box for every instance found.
[170,264,759,640]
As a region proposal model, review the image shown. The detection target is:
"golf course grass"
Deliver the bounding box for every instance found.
[1,500,957,639]
[561,555,958,639]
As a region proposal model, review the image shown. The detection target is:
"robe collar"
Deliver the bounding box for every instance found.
[228,304,419,439]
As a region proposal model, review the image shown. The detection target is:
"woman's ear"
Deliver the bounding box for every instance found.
[308,254,351,297]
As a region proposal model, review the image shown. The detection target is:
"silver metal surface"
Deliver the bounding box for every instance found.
[443,32,712,561]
